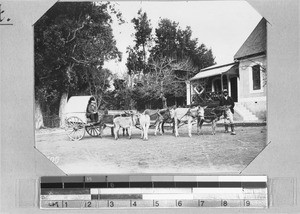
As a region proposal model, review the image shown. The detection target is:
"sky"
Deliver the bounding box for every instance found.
[103,1,262,76]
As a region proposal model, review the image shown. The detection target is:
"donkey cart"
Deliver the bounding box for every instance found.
[64,96,106,141]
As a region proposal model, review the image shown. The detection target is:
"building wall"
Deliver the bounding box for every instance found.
[238,55,267,119]
[245,100,267,120]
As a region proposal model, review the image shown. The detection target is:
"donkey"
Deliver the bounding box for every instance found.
[197,105,232,135]
[152,108,174,136]
[138,108,174,136]
[170,105,231,137]
[138,110,151,140]
[113,111,138,140]
[170,106,200,138]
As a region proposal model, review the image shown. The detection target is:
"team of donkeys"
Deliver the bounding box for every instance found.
[96,104,231,140]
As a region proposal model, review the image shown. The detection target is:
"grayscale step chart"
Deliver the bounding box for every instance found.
[40,175,268,209]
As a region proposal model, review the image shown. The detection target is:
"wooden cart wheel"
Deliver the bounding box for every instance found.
[85,124,102,137]
[65,116,85,141]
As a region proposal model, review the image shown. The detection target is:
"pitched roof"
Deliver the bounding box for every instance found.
[190,62,238,80]
[200,62,236,72]
[234,18,267,60]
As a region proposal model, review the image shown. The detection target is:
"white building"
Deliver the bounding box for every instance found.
[188,18,267,121]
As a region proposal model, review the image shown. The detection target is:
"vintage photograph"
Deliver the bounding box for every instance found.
[34,1,267,174]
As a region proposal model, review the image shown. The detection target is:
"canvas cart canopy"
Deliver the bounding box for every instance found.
[65,95,95,124]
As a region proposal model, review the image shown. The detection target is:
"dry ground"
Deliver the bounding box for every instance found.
[35,124,267,175]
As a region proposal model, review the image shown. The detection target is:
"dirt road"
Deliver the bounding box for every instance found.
[35,125,267,175]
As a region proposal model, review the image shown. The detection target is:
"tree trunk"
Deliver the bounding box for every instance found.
[35,100,44,129]
[161,95,167,109]
[143,44,146,70]
[59,92,68,128]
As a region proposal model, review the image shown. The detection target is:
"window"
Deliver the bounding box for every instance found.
[252,64,261,90]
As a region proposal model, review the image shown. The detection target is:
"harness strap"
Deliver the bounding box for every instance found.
[157,110,163,118]
[147,109,160,117]
[178,108,197,121]
[135,124,141,130]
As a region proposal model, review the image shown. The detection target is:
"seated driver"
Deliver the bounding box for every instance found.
[86,97,98,122]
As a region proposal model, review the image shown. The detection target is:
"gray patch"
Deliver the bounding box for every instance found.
[269,177,297,207]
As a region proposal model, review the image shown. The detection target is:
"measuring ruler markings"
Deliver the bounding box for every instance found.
[40,175,268,208]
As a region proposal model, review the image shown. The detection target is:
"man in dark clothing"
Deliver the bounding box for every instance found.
[86,97,99,122]
[220,89,236,135]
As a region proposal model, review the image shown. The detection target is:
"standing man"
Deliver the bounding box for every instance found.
[220,89,236,135]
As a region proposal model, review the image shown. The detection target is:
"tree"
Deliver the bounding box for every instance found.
[150,18,178,60]
[146,18,216,106]
[150,18,215,77]
[125,17,216,109]
[126,46,144,77]
[131,9,152,64]
[126,9,152,78]
[101,77,134,110]
[131,57,197,109]
[85,68,113,108]
[34,2,123,117]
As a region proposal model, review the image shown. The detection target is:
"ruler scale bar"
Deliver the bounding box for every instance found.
[40,199,267,208]
[40,175,268,209]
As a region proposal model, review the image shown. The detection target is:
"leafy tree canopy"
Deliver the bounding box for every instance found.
[150,18,215,77]
[132,9,152,51]
[126,17,216,108]
[34,2,123,114]
[126,9,152,76]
